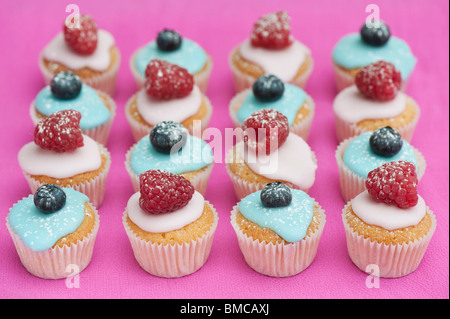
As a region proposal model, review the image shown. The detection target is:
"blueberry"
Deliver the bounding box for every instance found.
[33,184,66,214]
[50,71,82,100]
[369,126,403,157]
[156,29,182,52]
[252,74,285,102]
[260,182,292,208]
[360,21,390,46]
[150,121,188,154]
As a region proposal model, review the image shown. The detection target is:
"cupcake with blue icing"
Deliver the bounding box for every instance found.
[130,29,213,93]
[229,74,315,141]
[30,71,116,146]
[335,126,426,202]
[6,184,100,279]
[332,20,416,91]
[125,121,214,195]
[230,182,326,277]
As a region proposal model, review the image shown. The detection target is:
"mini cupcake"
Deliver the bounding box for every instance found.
[229,11,313,92]
[335,127,426,202]
[39,14,120,96]
[30,72,116,146]
[125,59,213,142]
[332,21,416,91]
[229,74,315,141]
[342,161,436,278]
[230,182,326,277]
[226,109,317,200]
[125,121,214,195]
[130,29,213,93]
[122,170,219,278]
[6,184,100,279]
[19,110,111,208]
[333,61,420,143]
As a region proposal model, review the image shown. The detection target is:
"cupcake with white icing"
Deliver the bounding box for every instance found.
[229,11,313,92]
[39,14,120,96]
[230,183,326,277]
[226,109,317,200]
[125,59,213,142]
[30,71,116,146]
[333,61,420,143]
[229,74,315,141]
[125,121,214,195]
[122,170,219,278]
[130,29,212,93]
[18,110,111,208]
[342,161,436,278]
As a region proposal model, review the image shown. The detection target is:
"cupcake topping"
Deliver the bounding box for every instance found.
[139,170,195,214]
[150,121,188,154]
[51,71,82,100]
[260,182,292,208]
[157,29,182,52]
[251,11,292,50]
[63,14,98,55]
[33,184,66,214]
[365,161,418,209]
[360,21,390,46]
[369,126,403,157]
[145,59,194,100]
[355,61,402,101]
[252,74,284,102]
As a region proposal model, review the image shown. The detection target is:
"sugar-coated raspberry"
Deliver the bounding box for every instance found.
[144,59,194,100]
[355,61,402,101]
[139,170,195,214]
[34,110,84,153]
[63,14,98,55]
[365,161,418,209]
[250,11,293,49]
[242,109,289,155]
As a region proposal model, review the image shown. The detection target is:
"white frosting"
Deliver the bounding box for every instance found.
[238,133,316,189]
[136,85,202,125]
[42,30,115,71]
[333,85,407,123]
[127,191,205,233]
[352,191,426,230]
[238,39,310,82]
[18,135,102,179]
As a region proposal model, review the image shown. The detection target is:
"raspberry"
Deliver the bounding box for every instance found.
[63,14,98,55]
[242,109,289,155]
[250,11,292,49]
[355,61,402,101]
[144,59,194,100]
[365,161,418,209]
[34,110,84,153]
[139,170,195,214]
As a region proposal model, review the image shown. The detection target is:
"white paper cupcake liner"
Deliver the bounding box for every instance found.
[229,89,315,142]
[225,146,318,200]
[129,49,213,94]
[124,92,213,143]
[122,201,219,278]
[124,144,214,196]
[334,96,420,143]
[342,202,436,278]
[30,90,117,146]
[6,202,100,279]
[335,136,427,202]
[38,50,121,96]
[22,143,111,208]
[230,202,326,277]
[228,46,314,93]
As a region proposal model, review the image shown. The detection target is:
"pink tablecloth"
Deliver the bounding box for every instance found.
[0,0,448,299]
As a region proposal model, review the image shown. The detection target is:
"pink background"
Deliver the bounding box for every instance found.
[0,0,448,299]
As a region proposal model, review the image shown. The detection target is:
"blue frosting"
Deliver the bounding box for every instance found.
[332,33,416,80]
[135,38,207,76]
[35,84,110,130]
[343,132,418,178]
[8,188,89,252]
[130,134,213,175]
[236,84,307,126]
[238,189,314,243]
